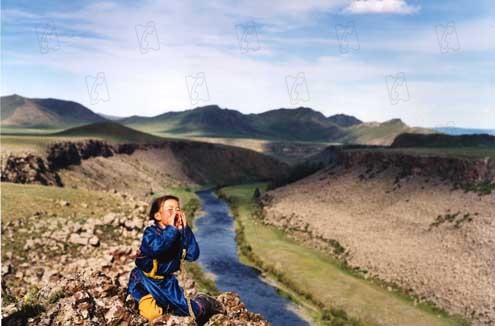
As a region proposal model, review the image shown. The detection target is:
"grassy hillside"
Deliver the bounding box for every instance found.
[1,122,167,157]
[340,119,432,145]
[1,94,107,128]
[50,121,166,144]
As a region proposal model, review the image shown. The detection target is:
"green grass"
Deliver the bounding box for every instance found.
[217,183,469,326]
[0,182,124,222]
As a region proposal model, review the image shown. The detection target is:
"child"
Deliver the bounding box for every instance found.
[127,194,225,325]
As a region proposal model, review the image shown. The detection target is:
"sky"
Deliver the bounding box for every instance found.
[1,0,494,128]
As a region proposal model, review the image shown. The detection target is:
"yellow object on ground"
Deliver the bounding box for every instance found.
[139,294,163,322]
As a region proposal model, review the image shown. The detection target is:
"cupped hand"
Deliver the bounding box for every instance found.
[175,211,187,230]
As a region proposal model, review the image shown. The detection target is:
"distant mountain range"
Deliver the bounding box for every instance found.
[1,94,106,128]
[0,94,441,145]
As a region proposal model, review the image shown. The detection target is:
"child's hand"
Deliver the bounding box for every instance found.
[180,212,187,229]
[174,212,187,230]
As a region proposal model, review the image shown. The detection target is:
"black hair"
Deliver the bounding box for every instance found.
[149,195,180,221]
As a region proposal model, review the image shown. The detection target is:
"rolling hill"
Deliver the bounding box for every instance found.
[118,109,434,145]
[1,94,107,128]
[50,121,166,144]
[340,119,432,145]
[1,94,434,145]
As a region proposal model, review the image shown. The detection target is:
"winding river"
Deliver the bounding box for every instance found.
[193,188,311,326]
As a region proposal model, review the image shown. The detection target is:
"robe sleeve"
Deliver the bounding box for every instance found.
[181,225,200,261]
[141,225,181,258]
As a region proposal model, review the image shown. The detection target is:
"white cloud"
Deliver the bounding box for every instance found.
[344,0,420,15]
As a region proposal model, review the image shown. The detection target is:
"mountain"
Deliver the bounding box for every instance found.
[327,114,362,127]
[1,94,433,145]
[124,106,346,141]
[249,107,346,141]
[51,121,165,144]
[168,105,260,137]
[1,94,107,128]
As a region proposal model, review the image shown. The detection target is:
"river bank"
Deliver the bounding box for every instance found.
[192,187,312,325]
[215,182,469,326]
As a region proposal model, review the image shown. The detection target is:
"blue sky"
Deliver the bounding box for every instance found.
[1,0,494,128]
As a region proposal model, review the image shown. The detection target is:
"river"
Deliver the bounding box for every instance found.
[193,188,311,326]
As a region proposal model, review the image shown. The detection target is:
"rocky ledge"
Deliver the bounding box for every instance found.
[1,191,270,325]
[3,271,269,326]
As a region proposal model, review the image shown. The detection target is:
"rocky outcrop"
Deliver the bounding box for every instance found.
[0,153,62,186]
[47,140,114,170]
[3,271,268,326]
[1,139,117,185]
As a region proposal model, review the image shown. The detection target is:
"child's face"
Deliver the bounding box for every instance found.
[155,199,181,226]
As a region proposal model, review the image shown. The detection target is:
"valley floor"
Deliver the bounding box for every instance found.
[217,183,468,326]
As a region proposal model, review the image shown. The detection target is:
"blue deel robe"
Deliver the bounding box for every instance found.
[127,222,202,317]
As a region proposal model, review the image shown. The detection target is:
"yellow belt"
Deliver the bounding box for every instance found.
[143,259,165,279]
[142,249,187,280]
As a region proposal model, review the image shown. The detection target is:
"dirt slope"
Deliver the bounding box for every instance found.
[260,153,495,325]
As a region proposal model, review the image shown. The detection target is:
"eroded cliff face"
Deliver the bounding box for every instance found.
[260,148,495,326]
[1,140,121,186]
[1,139,290,195]
[334,149,495,187]
[1,154,62,186]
